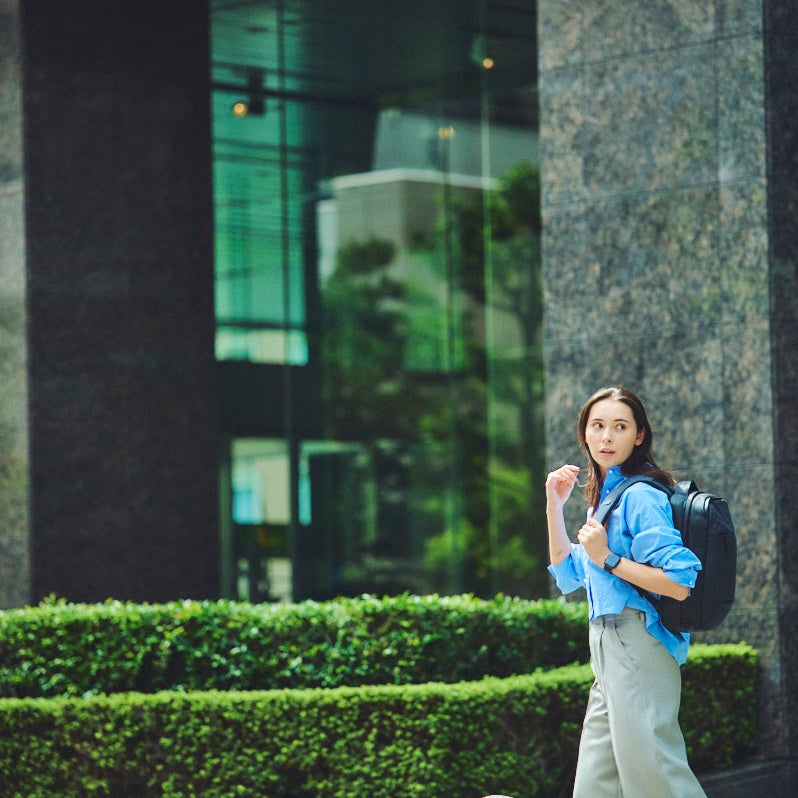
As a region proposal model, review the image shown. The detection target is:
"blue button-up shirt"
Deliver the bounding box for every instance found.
[548,465,702,665]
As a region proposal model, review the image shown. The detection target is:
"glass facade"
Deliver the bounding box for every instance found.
[211,0,545,602]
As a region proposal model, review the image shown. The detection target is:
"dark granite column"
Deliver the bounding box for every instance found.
[764,0,798,769]
[0,0,31,608]
[20,0,219,602]
[538,0,796,765]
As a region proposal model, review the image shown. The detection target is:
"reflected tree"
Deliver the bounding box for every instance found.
[423,161,547,597]
[320,162,547,598]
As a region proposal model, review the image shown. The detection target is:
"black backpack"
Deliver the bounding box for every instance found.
[595,476,736,632]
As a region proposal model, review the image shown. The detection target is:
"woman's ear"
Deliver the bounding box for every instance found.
[635,427,645,446]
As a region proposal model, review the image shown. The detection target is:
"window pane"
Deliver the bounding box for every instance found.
[230,439,293,603]
[211,0,546,600]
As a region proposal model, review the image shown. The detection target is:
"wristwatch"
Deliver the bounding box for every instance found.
[603,552,621,573]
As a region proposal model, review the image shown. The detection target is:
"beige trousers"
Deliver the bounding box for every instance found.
[572,608,707,798]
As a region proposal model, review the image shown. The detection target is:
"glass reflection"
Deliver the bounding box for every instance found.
[211,0,545,601]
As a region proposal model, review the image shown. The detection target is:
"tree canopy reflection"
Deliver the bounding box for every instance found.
[320,162,546,599]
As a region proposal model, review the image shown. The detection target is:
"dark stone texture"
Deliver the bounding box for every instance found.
[764,0,798,764]
[719,180,769,322]
[719,320,773,466]
[0,0,30,609]
[716,0,765,37]
[0,2,23,185]
[718,36,767,182]
[21,0,219,603]
[543,186,724,341]
[539,0,797,760]
[700,760,798,798]
[540,46,718,207]
[538,2,715,71]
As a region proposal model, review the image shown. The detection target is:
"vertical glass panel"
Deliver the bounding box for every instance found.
[230,439,292,602]
[211,85,307,364]
[211,0,546,600]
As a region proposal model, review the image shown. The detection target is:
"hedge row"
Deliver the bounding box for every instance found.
[0,594,588,698]
[0,643,757,798]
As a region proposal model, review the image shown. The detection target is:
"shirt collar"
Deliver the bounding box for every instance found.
[601,466,626,495]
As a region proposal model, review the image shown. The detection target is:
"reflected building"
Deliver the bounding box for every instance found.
[212,1,545,603]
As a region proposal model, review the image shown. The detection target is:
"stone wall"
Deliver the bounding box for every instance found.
[763,0,798,765]
[16,0,220,603]
[538,0,796,761]
[0,0,30,608]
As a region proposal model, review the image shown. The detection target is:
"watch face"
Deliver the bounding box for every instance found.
[604,553,620,572]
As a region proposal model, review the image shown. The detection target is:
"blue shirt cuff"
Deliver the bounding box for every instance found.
[548,554,583,594]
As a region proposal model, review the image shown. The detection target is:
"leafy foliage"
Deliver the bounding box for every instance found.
[0,594,589,698]
[0,644,756,798]
[318,163,548,599]
[680,643,759,772]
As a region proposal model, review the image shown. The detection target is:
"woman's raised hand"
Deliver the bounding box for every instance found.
[545,464,580,509]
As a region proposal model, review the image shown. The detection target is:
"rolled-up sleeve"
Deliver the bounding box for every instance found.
[626,485,702,588]
[548,548,587,595]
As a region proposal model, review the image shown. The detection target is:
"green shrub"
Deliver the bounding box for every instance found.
[680,643,759,769]
[0,644,756,798]
[0,595,588,698]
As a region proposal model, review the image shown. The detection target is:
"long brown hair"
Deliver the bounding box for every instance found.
[577,386,674,509]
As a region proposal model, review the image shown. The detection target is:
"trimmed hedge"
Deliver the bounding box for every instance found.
[0,594,588,698]
[0,643,757,798]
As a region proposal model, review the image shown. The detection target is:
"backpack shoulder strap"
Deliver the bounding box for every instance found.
[593,475,671,526]
[593,476,674,606]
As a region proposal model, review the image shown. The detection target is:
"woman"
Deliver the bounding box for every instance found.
[546,386,706,798]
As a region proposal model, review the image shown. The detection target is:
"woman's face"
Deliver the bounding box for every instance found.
[584,398,645,476]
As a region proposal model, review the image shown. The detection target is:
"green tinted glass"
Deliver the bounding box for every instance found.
[211,0,546,601]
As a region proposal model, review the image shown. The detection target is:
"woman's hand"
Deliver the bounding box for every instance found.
[577,515,611,566]
[545,464,580,510]
[545,465,579,565]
